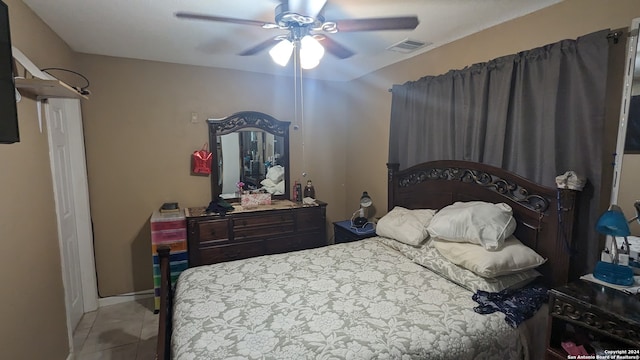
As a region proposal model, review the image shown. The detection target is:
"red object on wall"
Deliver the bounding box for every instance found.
[192,143,212,175]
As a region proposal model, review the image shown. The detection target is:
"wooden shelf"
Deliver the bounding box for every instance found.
[15,78,88,100]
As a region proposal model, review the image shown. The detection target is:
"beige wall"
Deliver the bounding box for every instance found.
[345,0,640,216]
[1,0,75,358]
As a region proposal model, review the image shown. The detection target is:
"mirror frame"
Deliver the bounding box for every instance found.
[207,111,291,202]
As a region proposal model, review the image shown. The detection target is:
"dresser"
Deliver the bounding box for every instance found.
[546,279,640,359]
[185,200,327,267]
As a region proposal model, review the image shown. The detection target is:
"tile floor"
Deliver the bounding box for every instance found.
[72,297,158,360]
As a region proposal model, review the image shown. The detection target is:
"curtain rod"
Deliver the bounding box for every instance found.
[607,30,623,44]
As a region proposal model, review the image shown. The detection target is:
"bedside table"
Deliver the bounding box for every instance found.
[333,220,377,244]
[546,279,640,359]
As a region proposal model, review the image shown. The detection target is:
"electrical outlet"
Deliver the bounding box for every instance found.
[190,112,198,123]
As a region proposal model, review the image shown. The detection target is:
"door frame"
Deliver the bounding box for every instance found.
[45,98,98,343]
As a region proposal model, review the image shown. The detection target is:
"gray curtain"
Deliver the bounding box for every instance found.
[389,29,610,277]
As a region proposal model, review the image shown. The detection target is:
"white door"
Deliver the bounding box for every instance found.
[45,98,98,354]
[45,98,93,334]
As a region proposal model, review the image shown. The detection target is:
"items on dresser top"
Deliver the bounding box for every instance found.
[159,202,179,213]
[185,199,327,267]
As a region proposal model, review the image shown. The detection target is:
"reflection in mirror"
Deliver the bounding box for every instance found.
[208,111,291,202]
[217,129,285,198]
[613,17,640,234]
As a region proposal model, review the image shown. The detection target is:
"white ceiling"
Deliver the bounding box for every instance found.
[21,0,562,82]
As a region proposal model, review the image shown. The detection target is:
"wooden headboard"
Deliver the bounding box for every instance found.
[387,160,579,287]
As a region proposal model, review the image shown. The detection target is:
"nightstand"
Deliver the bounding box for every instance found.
[333,220,377,244]
[546,279,640,359]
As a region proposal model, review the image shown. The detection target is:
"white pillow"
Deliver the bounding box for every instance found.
[266,165,285,183]
[432,237,546,278]
[378,237,541,292]
[426,201,516,251]
[376,206,436,246]
[260,178,284,195]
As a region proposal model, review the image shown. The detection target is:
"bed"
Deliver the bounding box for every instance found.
[156,160,580,360]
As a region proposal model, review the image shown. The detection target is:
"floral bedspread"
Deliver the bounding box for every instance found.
[172,238,525,360]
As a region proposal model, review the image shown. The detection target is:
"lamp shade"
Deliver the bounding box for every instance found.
[596,207,631,237]
[299,35,324,69]
[360,191,372,208]
[353,191,372,228]
[269,39,294,67]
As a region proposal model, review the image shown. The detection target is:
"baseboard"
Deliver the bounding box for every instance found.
[98,289,154,307]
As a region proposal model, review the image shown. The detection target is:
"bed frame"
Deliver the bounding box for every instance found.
[156,160,580,359]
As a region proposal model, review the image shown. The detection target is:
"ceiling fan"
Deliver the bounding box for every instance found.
[175,0,419,69]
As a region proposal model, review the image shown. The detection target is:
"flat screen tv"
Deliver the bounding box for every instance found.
[0,0,18,144]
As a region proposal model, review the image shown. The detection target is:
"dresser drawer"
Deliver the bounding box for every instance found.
[234,224,295,240]
[233,213,294,228]
[233,213,295,240]
[264,234,325,255]
[197,219,229,242]
[199,240,264,264]
[186,202,327,266]
[296,209,324,231]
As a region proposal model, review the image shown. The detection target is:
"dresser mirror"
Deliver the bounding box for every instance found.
[612,17,640,234]
[208,111,290,202]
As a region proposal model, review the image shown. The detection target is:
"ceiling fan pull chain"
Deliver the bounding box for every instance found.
[299,45,307,179]
[293,44,300,131]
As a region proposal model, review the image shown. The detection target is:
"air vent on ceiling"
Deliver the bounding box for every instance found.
[386,39,431,53]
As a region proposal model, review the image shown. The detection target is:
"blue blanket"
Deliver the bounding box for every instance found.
[472,283,548,327]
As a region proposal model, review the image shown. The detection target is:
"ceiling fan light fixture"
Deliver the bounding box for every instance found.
[269,39,294,66]
[300,35,325,69]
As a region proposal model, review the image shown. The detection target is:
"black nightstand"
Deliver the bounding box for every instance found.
[546,279,640,359]
[333,220,377,244]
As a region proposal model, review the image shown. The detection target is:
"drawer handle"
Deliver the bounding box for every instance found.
[210,229,216,236]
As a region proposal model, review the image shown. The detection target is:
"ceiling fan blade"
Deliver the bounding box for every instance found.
[176,11,276,28]
[238,37,281,56]
[334,16,419,32]
[318,36,354,59]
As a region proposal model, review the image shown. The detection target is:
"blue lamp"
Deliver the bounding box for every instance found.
[594,205,634,286]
